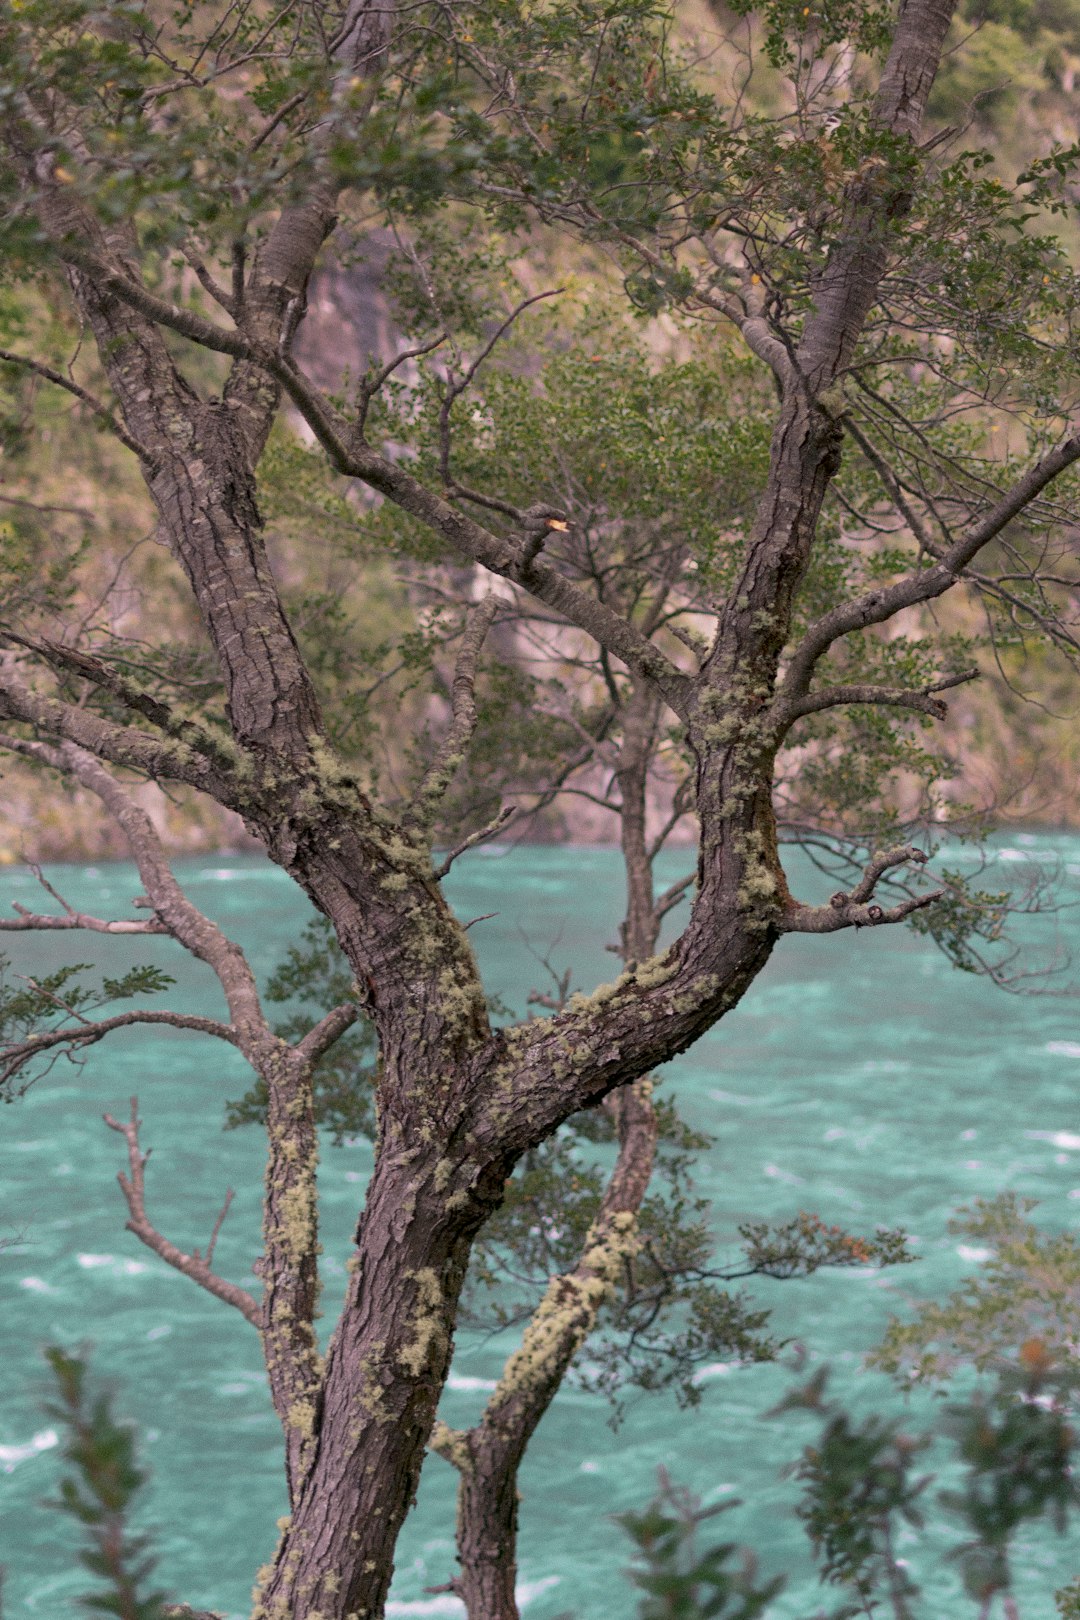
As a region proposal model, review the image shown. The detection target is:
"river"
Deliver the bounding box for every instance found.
[3,837,1080,1616]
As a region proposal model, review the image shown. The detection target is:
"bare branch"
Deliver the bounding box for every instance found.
[780,844,942,933]
[654,871,695,922]
[434,804,517,879]
[786,667,979,724]
[2,1008,240,1093]
[180,246,238,318]
[778,434,1080,708]
[357,332,447,431]
[104,1100,261,1326]
[0,633,245,777]
[0,906,168,935]
[51,742,273,1045]
[0,660,236,799]
[292,1002,359,1066]
[0,862,169,934]
[0,347,156,465]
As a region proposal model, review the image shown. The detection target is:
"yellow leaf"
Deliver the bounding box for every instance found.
[54,166,75,184]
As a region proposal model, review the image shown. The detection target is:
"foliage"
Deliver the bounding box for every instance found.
[0,955,175,1098]
[617,1473,784,1618]
[3,0,1080,1613]
[617,1355,1080,1619]
[42,1346,169,1620]
[870,1193,1080,1384]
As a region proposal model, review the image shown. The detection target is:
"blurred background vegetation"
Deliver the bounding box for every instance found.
[4,0,1080,862]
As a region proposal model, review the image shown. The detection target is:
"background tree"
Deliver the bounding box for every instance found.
[3,1,1080,1616]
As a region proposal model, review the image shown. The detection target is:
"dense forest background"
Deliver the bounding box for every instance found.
[5,0,1080,862]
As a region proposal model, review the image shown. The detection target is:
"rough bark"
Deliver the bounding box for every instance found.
[441,681,664,1620]
[0,5,989,1616]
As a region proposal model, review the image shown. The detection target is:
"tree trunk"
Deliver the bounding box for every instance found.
[449,1083,656,1620]
[253,1118,505,1620]
[447,682,663,1620]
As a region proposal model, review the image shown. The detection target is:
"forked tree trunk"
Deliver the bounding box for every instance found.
[254,1121,502,1619]
[449,1083,657,1620]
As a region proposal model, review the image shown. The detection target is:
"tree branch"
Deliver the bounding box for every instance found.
[0,347,156,466]
[0,862,170,936]
[2,1008,240,1092]
[104,1100,262,1326]
[786,668,979,724]
[0,906,168,935]
[0,661,238,801]
[439,289,564,487]
[777,434,1080,709]
[654,871,695,922]
[409,595,498,825]
[434,804,518,879]
[51,742,273,1045]
[42,245,693,715]
[779,844,943,934]
[0,634,248,778]
[292,1002,359,1066]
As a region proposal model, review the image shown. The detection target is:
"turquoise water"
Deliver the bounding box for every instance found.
[3,837,1080,1617]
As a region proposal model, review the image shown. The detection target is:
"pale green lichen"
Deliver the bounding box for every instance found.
[429,1418,473,1473]
[277,1167,318,1267]
[398,1267,446,1377]
[491,1213,640,1405]
[288,1399,316,1438]
[355,1344,393,1423]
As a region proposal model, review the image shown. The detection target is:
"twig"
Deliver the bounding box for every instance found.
[356,332,448,432]
[1,1008,240,1092]
[0,348,156,466]
[103,1099,261,1326]
[434,804,517,878]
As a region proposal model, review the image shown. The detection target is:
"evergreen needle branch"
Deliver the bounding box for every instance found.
[104,1099,262,1326]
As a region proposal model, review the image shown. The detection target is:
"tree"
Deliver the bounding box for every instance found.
[3,0,1080,1616]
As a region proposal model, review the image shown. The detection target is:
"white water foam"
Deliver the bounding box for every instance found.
[0,1428,57,1473]
[386,1575,559,1615]
[1026,1130,1080,1150]
[77,1252,148,1275]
